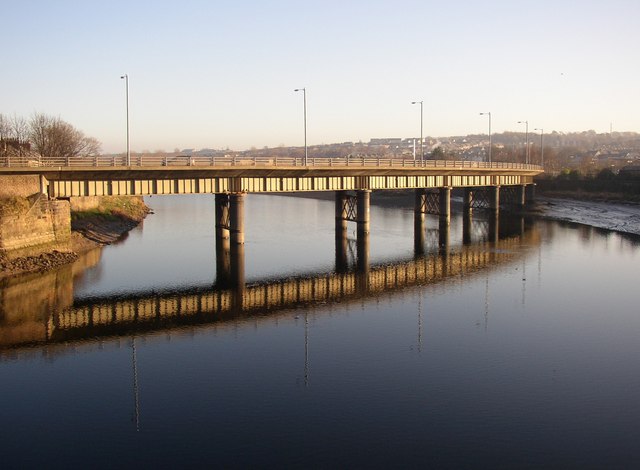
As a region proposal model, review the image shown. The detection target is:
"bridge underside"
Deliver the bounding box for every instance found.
[47,174,534,198]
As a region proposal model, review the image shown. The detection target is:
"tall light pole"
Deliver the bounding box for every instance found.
[479,112,492,164]
[517,120,529,164]
[534,128,544,168]
[294,88,307,165]
[412,101,424,163]
[120,74,130,166]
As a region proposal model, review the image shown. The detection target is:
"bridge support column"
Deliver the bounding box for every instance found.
[215,233,231,287]
[525,183,536,203]
[215,194,230,240]
[463,188,473,214]
[335,191,349,272]
[229,193,245,244]
[489,186,500,213]
[356,190,371,236]
[414,212,426,256]
[414,189,426,256]
[516,185,526,209]
[439,187,451,225]
[230,243,245,294]
[462,210,472,245]
[356,190,370,274]
[335,191,348,235]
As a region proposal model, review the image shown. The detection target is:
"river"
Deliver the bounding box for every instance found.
[1,194,640,469]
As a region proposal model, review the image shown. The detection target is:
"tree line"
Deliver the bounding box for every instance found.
[0,113,100,160]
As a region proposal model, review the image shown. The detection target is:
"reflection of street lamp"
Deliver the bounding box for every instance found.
[479,112,492,163]
[412,101,424,163]
[517,120,529,164]
[294,88,307,166]
[534,128,544,167]
[120,74,130,166]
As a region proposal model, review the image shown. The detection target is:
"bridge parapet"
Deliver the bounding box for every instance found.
[1,154,542,171]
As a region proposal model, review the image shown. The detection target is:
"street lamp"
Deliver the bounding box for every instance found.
[120,74,130,166]
[517,120,529,164]
[294,87,307,166]
[534,128,544,168]
[479,112,492,164]
[412,101,424,163]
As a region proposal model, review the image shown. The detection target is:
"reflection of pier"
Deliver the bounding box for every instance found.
[32,222,537,348]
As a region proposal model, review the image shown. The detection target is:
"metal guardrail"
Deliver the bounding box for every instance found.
[0,154,541,171]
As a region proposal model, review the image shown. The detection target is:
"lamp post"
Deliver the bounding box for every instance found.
[294,87,307,166]
[479,112,492,164]
[411,101,424,163]
[534,128,544,167]
[517,120,529,164]
[120,74,130,166]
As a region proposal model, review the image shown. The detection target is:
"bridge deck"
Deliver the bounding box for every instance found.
[0,156,543,197]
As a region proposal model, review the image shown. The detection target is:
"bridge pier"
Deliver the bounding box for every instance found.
[414,211,426,256]
[356,190,371,236]
[516,185,526,209]
[229,193,245,244]
[462,210,472,245]
[439,187,451,225]
[525,183,536,203]
[463,188,473,215]
[334,190,370,273]
[489,186,500,212]
[230,243,246,305]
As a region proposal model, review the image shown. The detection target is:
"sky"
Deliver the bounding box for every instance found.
[2,0,639,153]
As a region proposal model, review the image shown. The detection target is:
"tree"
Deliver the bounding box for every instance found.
[29,113,101,160]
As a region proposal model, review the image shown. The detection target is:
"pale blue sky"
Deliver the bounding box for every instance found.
[3,0,639,153]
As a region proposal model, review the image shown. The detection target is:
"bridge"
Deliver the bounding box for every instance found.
[1,155,543,247]
[0,218,538,352]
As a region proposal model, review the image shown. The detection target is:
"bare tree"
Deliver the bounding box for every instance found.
[29,113,101,160]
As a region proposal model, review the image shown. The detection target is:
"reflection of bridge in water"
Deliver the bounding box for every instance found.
[1,214,539,351]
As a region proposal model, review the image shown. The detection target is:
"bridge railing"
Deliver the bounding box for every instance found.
[0,154,541,171]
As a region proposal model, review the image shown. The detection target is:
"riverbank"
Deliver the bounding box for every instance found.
[527,196,640,237]
[0,196,150,280]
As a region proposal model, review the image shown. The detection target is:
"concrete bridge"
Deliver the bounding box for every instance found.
[0,217,538,352]
[1,155,543,248]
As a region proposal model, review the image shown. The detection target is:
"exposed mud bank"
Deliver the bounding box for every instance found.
[526,197,640,237]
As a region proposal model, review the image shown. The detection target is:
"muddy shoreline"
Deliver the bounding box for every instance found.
[0,211,150,280]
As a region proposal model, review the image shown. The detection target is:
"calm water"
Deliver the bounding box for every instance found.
[2,194,640,469]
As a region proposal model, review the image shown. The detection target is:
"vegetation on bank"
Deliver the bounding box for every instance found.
[535,169,640,202]
[71,196,150,224]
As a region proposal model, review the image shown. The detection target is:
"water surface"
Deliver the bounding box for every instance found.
[1,194,639,469]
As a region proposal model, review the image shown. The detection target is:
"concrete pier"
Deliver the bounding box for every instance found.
[463,210,472,245]
[229,193,245,245]
[439,187,451,224]
[525,183,536,203]
[489,186,500,212]
[516,185,526,208]
[463,188,473,214]
[215,234,231,287]
[215,193,230,241]
[356,190,371,236]
[335,191,348,235]
[414,211,426,256]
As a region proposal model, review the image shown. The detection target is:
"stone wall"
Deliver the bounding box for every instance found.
[0,197,71,255]
[0,175,42,198]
